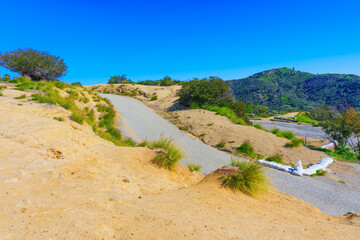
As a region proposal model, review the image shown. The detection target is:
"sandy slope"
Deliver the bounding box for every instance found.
[1,85,359,239]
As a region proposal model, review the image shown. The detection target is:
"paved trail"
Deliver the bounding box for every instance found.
[102,94,360,215]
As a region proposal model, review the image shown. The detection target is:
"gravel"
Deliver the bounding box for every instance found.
[102,94,360,215]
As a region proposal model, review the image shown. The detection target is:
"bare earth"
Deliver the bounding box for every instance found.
[0,84,359,239]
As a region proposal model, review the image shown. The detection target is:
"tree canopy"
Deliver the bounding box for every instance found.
[0,48,68,81]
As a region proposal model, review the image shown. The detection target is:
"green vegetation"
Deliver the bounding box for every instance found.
[71,82,82,86]
[221,159,268,196]
[0,48,67,81]
[285,138,303,148]
[306,145,359,162]
[108,74,132,84]
[228,67,360,111]
[192,104,246,125]
[178,125,189,131]
[15,94,26,99]
[53,116,65,121]
[179,77,249,125]
[266,154,284,164]
[295,112,317,124]
[138,76,183,86]
[310,169,327,177]
[216,140,226,148]
[187,163,201,172]
[150,94,158,101]
[2,76,134,147]
[142,138,184,170]
[269,128,302,148]
[338,180,346,184]
[236,141,263,159]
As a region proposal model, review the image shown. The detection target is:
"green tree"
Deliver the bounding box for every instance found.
[0,48,67,81]
[108,74,131,84]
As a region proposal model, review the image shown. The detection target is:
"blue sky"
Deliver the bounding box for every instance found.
[1,0,360,84]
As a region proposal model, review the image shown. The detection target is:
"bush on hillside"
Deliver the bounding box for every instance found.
[221,159,268,196]
[0,48,68,81]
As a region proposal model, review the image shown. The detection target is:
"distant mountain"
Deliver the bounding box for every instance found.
[227,67,360,111]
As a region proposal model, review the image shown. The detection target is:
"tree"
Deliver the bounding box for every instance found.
[0,48,67,81]
[108,74,131,84]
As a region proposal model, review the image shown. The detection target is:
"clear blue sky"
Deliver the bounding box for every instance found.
[1,0,360,85]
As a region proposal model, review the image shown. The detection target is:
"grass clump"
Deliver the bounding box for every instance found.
[310,169,327,177]
[188,163,201,172]
[338,180,346,184]
[237,141,254,156]
[253,124,265,130]
[216,140,226,148]
[15,94,26,99]
[150,94,158,101]
[236,141,263,159]
[266,154,283,164]
[178,125,189,131]
[221,159,268,196]
[71,109,85,124]
[53,116,65,122]
[285,138,303,148]
[143,138,184,170]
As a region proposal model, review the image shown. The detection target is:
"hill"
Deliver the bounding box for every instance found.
[227,67,360,111]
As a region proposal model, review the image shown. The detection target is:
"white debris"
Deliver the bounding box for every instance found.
[320,142,335,149]
[258,157,334,176]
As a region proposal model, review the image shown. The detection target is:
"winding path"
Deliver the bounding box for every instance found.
[102,94,360,215]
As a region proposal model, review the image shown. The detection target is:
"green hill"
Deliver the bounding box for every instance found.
[227,67,360,111]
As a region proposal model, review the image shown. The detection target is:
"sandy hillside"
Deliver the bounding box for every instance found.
[91,84,328,166]
[0,84,359,239]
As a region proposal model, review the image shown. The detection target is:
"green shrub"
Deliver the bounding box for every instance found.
[53,116,65,121]
[145,138,184,170]
[216,140,226,148]
[71,110,85,124]
[0,92,2,96]
[221,160,268,196]
[310,169,327,177]
[270,128,280,135]
[188,163,201,172]
[266,154,283,164]
[237,141,255,156]
[15,94,26,99]
[200,105,246,125]
[254,124,265,130]
[150,94,158,101]
[285,138,303,148]
[278,131,296,140]
[178,125,189,131]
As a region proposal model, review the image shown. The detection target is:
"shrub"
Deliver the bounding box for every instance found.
[216,140,226,148]
[221,160,268,195]
[53,116,65,121]
[188,164,201,172]
[310,169,327,177]
[71,110,85,124]
[0,48,67,80]
[15,94,26,99]
[71,82,82,86]
[145,138,184,170]
[237,141,255,156]
[285,138,303,148]
[150,94,158,101]
[253,124,265,130]
[266,154,283,164]
[178,125,189,131]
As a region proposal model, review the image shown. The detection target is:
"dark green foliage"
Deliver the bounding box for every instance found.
[266,154,284,164]
[216,140,226,148]
[71,82,82,86]
[178,125,189,131]
[108,74,131,84]
[150,94,158,101]
[221,160,268,196]
[0,48,67,81]
[137,76,183,86]
[228,67,360,111]
[180,77,249,124]
[15,94,26,99]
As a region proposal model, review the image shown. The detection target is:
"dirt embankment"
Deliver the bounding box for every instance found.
[0,84,359,239]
